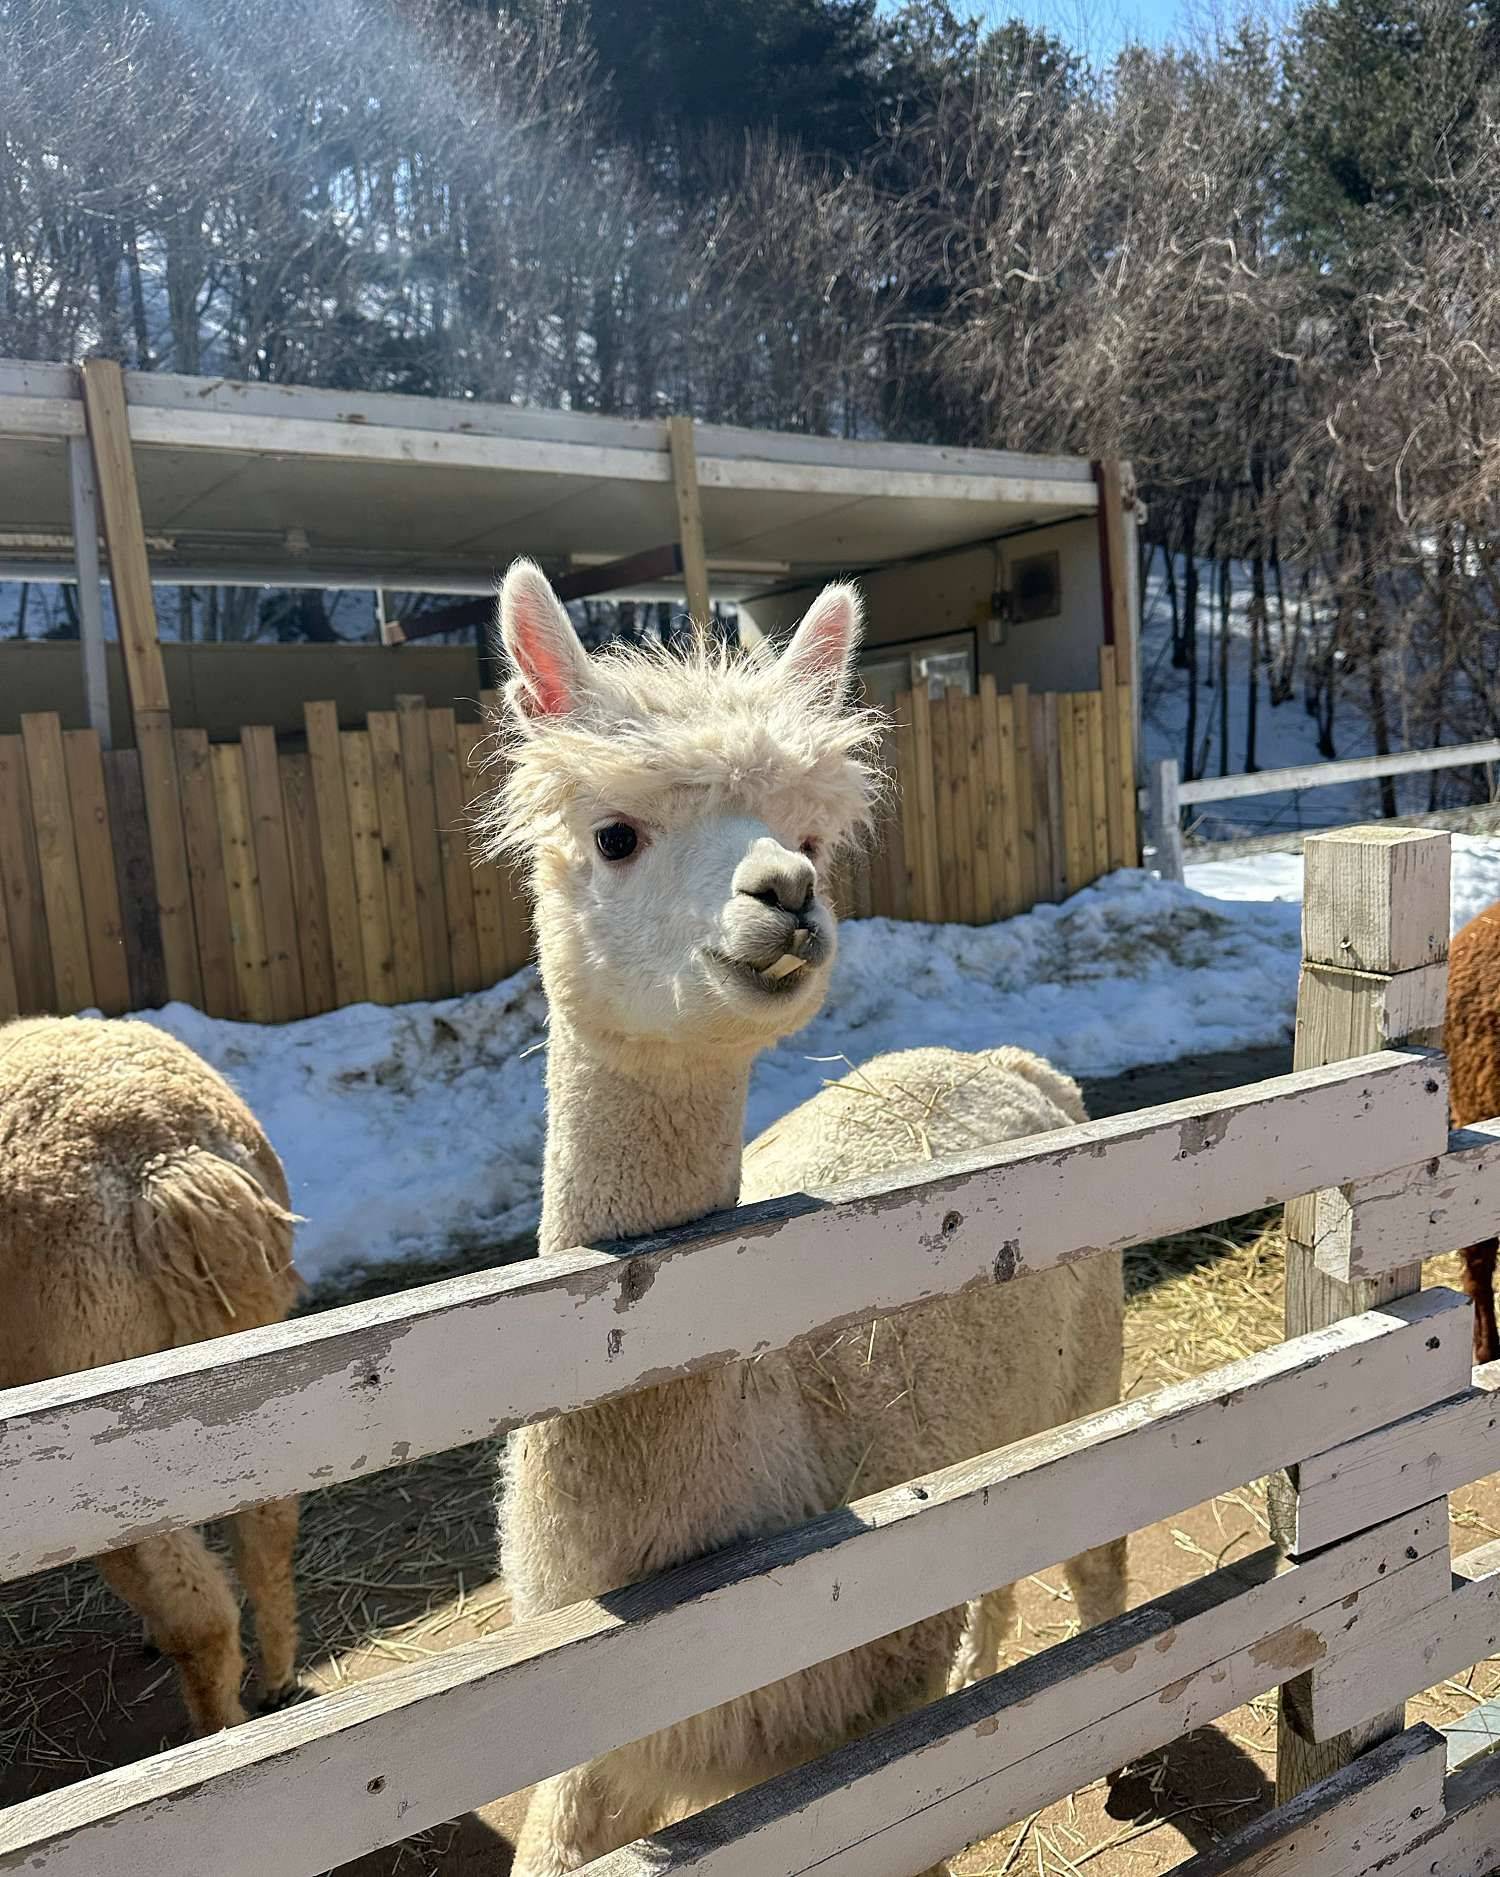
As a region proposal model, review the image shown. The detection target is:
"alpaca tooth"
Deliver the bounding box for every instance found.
[763,954,807,981]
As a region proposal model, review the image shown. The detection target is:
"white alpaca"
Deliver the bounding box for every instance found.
[489,562,1126,1875]
[0,1016,303,1734]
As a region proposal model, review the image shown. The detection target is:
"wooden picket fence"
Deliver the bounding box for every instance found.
[0,652,1136,1025]
[7,825,1500,1876]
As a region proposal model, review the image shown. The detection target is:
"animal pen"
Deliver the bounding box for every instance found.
[0,359,1137,1023]
[2,823,1500,1873]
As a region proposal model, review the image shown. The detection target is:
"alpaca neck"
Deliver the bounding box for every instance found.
[537,1014,749,1255]
[509,1014,823,1617]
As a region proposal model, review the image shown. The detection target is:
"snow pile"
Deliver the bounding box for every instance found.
[136,868,1300,1281]
[1185,831,1500,934]
[129,836,1500,1282]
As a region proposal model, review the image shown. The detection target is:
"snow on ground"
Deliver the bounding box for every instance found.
[123,836,1500,1283]
[1185,831,1500,935]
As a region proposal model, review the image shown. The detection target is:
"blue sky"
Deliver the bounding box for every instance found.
[880,0,1204,64]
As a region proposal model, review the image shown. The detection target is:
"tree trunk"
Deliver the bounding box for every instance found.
[1218,553,1232,777]
[1247,553,1265,772]
[1181,502,1200,779]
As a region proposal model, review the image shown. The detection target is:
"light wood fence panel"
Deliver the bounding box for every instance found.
[175,727,239,1019]
[63,726,130,1015]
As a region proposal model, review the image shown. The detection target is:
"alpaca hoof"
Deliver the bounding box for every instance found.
[258,1680,311,1714]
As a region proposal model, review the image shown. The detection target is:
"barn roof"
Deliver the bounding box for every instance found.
[0,360,1099,601]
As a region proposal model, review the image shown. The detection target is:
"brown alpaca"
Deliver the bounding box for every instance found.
[0,1015,303,1733]
[1447,905,1500,1363]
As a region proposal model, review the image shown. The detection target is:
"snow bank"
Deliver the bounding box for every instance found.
[1185,832,1500,934]
[132,867,1302,1281]
[126,837,1500,1282]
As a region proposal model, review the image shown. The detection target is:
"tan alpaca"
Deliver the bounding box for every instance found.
[0,1015,303,1734]
[490,561,1125,1876]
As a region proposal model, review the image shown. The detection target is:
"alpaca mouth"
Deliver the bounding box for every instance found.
[706,945,826,1000]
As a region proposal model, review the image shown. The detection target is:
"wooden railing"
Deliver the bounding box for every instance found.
[0,652,1137,1025]
[9,827,1500,1876]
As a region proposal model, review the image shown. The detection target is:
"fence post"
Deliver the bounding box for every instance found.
[1273,825,1450,1802]
[1147,757,1184,882]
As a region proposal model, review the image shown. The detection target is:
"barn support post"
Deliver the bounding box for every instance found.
[67,433,111,749]
[668,415,712,629]
[79,357,202,1005]
[1147,757,1184,882]
[1272,825,1450,1802]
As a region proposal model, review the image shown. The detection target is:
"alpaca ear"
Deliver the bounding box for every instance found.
[779,583,862,694]
[497,559,592,718]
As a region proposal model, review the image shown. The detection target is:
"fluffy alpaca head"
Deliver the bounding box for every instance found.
[484,559,883,1058]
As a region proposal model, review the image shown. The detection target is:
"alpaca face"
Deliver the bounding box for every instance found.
[492,561,879,1056]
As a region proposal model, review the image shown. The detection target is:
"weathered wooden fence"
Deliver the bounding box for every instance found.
[5,825,1500,1875]
[0,653,1136,1024]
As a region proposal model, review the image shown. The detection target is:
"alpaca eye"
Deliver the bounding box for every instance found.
[595,823,638,863]
[800,838,820,860]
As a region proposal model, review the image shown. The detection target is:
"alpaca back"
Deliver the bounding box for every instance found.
[0,1016,300,1386]
[1448,906,1500,1128]
[742,1045,1123,1504]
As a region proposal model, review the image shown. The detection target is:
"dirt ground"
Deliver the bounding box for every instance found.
[7,1038,1496,1876]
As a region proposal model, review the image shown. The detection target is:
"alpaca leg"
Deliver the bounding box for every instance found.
[948,1589,1015,1692]
[96,1530,247,1733]
[1461,1241,1499,1364]
[512,1764,660,1877]
[230,1496,301,1707]
[1063,1535,1128,1634]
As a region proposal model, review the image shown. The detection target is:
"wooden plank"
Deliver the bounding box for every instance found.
[303,702,366,1007]
[1177,736,1500,808]
[0,1061,1458,1581]
[367,711,425,1002]
[134,712,202,1005]
[454,722,508,983]
[241,726,306,1022]
[583,1513,1449,1877]
[962,690,993,921]
[429,708,483,994]
[100,750,166,1009]
[1085,689,1110,878]
[1115,666,1139,864]
[1315,1122,1500,1283]
[668,414,711,625]
[1310,1539,1500,1740]
[1302,826,1452,975]
[1011,683,1037,910]
[975,677,1002,921]
[210,742,273,1025]
[0,1499,1446,1877]
[992,688,1020,916]
[280,755,336,1017]
[173,729,239,1020]
[1292,1360,1500,1556]
[941,691,975,921]
[0,734,55,1012]
[80,362,200,1003]
[0,868,17,1019]
[1275,827,1451,1802]
[886,713,915,921]
[67,432,110,747]
[1099,647,1125,868]
[1167,1726,1446,1877]
[905,685,942,922]
[1043,691,1066,900]
[78,359,168,715]
[1365,1744,1500,1877]
[395,695,452,998]
[1057,694,1084,895]
[341,731,398,1005]
[62,730,129,1014]
[927,690,959,921]
[20,712,93,1012]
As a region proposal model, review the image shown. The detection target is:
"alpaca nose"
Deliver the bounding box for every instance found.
[733,839,815,920]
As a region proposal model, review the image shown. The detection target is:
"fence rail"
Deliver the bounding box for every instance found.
[1145,737,1500,880]
[0,657,1137,1026]
[12,824,1500,1877]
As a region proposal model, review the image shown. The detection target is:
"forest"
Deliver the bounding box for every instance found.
[2,0,1499,793]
